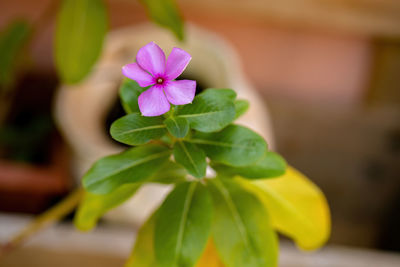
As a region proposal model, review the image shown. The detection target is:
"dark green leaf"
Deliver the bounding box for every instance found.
[173,141,206,178]
[120,79,143,114]
[234,99,249,119]
[213,151,286,179]
[82,144,171,194]
[150,160,188,184]
[74,183,141,231]
[110,113,166,145]
[177,89,235,132]
[155,182,213,267]
[164,116,189,138]
[55,0,107,83]
[189,124,266,166]
[209,178,278,267]
[0,20,30,89]
[140,0,184,41]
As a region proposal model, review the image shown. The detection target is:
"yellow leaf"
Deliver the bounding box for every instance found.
[125,213,157,267]
[241,166,330,250]
[196,240,225,267]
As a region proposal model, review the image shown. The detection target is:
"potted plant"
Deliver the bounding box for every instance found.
[72,41,330,266]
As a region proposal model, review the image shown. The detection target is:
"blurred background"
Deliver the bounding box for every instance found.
[0,0,399,266]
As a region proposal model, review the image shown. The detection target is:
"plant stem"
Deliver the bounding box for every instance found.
[0,188,83,258]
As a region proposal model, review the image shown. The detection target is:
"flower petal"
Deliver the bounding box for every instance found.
[138,85,170,116]
[122,63,154,87]
[164,80,196,105]
[136,42,166,76]
[166,47,192,80]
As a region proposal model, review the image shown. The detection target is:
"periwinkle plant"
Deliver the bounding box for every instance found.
[74,42,330,267]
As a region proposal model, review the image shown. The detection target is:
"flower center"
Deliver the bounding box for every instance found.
[156,78,164,84]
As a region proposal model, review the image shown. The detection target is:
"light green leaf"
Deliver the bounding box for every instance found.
[74,183,141,231]
[125,211,158,267]
[0,20,30,89]
[189,124,266,166]
[55,0,107,84]
[75,160,186,232]
[140,0,184,41]
[209,178,278,267]
[234,99,249,119]
[177,89,236,133]
[241,166,331,250]
[164,116,189,138]
[213,151,286,179]
[120,79,143,114]
[126,220,223,267]
[82,144,171,194]
[173,141,206,178]
[155,182,213,267]
[110,113,166,145]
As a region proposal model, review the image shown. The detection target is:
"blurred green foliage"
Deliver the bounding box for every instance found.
[0,20,30,90]
[140,0,184,41]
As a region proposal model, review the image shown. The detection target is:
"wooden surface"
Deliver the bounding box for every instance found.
[179,0,400,37]
[1,214,400,267]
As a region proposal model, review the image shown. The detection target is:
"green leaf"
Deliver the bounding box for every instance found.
[208,178,278,267]
[164,116,189,138]
[189,124,266,166]
[160,134,173,145]
[173,141,206,178]
[74,183,141,231]
[140,0,184,41]
[155,182,213,267]
[150,160,188,184]
[126,214,221,267]
[0,20,30,89]
[55,0,107,84]
[234,99,249,119]
[110,113,166,145]
[177,89,236,132]
[211,88,237,100]
[125,211,158,267]
[213,151,286,179]
[120,79,143,114]
[82,144,171,194]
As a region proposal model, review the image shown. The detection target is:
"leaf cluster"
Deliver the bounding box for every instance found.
[75,80,330,267]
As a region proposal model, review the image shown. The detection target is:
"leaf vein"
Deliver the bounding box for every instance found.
[178,110,224,118]
[214,180,264,267]
[179,141,200,176]
[87,150,170,186]
[117,124,166,135]
[187,139,253,149]
[174,182,197,263]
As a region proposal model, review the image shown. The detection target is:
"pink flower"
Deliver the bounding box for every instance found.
[122,42,196,117]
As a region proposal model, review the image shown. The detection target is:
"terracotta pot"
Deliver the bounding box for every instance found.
[54,23,275,225]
